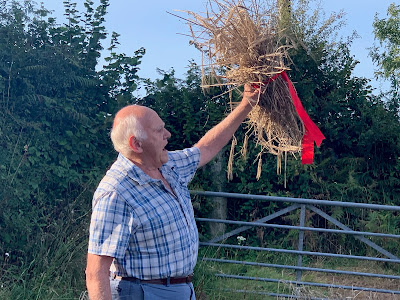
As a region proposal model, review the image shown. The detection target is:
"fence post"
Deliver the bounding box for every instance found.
[208,151,227,238]
[296,204,306,281]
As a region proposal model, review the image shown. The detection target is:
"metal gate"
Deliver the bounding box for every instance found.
[191,191,400,299]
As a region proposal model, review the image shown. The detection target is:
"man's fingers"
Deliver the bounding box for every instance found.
[243,83,261,105]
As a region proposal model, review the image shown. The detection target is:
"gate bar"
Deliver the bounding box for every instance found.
[200,242,400,263]
[191,191,400,211]
[216,274,400,295]
[196,218,400,239]
[203,258,400,280]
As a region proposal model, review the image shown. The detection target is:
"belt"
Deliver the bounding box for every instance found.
[113,274,193,285]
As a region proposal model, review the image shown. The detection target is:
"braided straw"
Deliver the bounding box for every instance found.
[178,0,303,179]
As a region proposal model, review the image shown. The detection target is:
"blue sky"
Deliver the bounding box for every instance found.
[41,0,394,93]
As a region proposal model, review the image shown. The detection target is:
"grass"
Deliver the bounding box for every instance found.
[0,216,88,300]
[1,225,399,299]
[193,247,400,300]
[1,244,399,299]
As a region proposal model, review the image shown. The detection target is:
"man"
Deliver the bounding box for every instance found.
[86,85,259,300]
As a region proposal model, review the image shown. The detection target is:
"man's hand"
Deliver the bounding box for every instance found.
[241,83,261,107]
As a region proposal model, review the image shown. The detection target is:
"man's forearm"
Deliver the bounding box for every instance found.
[86,254,113,300]
[195,101,253,167]
[87,275,112,300]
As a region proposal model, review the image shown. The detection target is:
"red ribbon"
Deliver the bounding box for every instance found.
[252,71,325,164]
[251,73,281,89]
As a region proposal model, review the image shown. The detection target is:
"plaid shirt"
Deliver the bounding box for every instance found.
[88,147,200,280]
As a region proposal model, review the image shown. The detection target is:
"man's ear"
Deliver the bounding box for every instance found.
[128,136,143,153]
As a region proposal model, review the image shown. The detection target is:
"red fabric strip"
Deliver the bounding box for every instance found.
[280,71,325,164]
[251,73,281,89]
[249,71,325,164]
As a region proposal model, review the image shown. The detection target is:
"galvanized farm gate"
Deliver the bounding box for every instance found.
[191,190,400,299]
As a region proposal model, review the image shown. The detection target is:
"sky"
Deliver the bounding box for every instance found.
[40,0,395,93]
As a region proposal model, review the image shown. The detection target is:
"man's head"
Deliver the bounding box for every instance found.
[110,105,171,169]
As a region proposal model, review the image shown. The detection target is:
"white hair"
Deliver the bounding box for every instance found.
[110,114,147,155]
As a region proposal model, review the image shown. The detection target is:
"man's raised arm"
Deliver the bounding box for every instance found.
[194,84,259,168]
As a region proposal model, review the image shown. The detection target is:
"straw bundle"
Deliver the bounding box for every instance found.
[177,0,304,178]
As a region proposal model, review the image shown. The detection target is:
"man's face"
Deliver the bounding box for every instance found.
[140,110,171,169]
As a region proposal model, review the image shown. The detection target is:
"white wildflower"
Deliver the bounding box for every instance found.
[237,236,246,245]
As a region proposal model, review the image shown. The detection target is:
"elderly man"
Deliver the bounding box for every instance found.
[86,85,259,300]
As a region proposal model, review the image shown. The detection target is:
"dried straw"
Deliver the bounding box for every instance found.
[177,0,304,178]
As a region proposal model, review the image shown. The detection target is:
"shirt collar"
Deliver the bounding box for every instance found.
[116,153,175,185]
[116,153,156,185]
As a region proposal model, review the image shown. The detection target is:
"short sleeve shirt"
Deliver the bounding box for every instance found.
[88,147,200,279]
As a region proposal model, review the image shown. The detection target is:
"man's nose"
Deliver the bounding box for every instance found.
[164,129,171,139]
